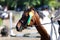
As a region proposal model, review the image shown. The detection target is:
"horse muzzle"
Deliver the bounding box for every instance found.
[16,26,24,32]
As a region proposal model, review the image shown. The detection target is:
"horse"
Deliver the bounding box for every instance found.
[16,7,50,40]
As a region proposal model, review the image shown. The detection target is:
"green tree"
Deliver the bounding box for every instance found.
[0,0,60,9]
[48,0,59,8]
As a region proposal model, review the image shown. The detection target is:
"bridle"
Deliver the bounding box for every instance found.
[19,10,35,27]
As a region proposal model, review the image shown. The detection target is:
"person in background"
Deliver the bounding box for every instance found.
[1,5,8,19]
[53,8,60,40]
[3,5,8,11]
[53,8,60,35]
[51,7,60,40]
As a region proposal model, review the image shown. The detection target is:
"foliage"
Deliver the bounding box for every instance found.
[49,1,58,8]
[0,18,3,26]
[57,2,60,7]
[0,0,5,2]
[0,0,60,9]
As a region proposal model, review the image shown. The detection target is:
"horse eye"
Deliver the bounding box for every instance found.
[31,19,33,22]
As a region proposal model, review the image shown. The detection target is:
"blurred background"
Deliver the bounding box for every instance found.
[0,0,60,11]
[0,0,60,40]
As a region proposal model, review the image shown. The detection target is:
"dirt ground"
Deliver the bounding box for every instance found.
[0,28,40,40]
[0,37,40,40]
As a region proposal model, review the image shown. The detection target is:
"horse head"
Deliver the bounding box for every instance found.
[16,7,36,32]
[16,7,50,40]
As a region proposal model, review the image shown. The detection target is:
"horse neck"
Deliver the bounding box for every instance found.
[34,13,50,40]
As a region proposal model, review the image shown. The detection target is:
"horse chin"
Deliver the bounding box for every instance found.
[16,26,22,32]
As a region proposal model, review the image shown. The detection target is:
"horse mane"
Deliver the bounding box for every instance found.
[35,10,45,19]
